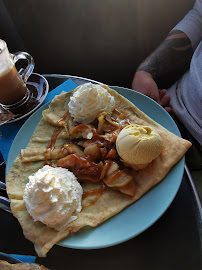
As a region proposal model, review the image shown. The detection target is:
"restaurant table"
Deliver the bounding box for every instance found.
[0,74,201,270]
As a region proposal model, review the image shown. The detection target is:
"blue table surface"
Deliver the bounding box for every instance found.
[0,78,78,163]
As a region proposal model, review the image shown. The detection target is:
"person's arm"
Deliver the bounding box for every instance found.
[136,30,193,80]
[132,30,193,111]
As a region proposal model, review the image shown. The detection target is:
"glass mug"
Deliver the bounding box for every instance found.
[0,39,35,109]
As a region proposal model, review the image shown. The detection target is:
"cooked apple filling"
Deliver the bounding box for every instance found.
[55,110,136,196]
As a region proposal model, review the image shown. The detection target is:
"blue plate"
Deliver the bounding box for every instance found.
[7,86,184,249]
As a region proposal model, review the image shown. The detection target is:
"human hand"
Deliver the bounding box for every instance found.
[159,89,172,113]
[132,71,160,102]
[132,71,171,112]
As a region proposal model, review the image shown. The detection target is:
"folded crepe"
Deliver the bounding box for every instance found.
[6,85,191,257]
[0,260,49,270]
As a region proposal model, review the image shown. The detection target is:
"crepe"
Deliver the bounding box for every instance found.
[6,85,191,257]
[0,260,49,270]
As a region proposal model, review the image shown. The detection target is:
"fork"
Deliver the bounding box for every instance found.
[0,179,11,213]
[0,196,11,213]
[0,150,11,213]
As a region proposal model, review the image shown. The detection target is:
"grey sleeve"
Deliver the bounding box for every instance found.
[172,0,202,50]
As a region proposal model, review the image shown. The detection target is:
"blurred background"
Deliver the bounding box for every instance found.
[0,0,195,88]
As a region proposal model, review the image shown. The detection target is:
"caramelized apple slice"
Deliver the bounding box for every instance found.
[118,178,136,196]
[84,143,101,161]
[57,154,103,182]
[106,148,118,160]
[63,143,84,156]
[97,113,105,134]
[106,161,119,176]
[97,112,119,134]
[100,160,119,180]
[103,169,133,188]
[70,124,98,139]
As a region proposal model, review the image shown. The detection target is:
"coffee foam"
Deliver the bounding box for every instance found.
[0,44,14,76]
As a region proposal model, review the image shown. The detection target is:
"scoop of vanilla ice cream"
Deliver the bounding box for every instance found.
[116,125,162,165]
[23,165,83,231]
[68,83,115,123]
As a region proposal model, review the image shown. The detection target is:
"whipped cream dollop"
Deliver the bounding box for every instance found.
[23,165,83,231]
[68,83,115,123]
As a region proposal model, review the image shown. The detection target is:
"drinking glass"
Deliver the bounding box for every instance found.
[0,39,35,109]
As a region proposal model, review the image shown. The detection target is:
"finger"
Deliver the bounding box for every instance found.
[159,89,167,99]
[160,94,170,107]
[149,91,160,103]
[159,89,167,100]
[164,107,172,113]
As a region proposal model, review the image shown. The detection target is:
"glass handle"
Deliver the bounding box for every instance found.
[0,196,11,213]
[12,52,35,83]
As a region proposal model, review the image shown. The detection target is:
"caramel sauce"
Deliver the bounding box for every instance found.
[80,135,112,149]
[109,131,118,142]
[109,169,122,184]
[44,106,135,205]
[56,110,69,125]
[91,136,109,145]
[56,153,104,182]
[71,124,98,136]
[44,160,55,167]
[113,109,121,115]
[82,182,108,210]
[100,159,113,179]
[105,148,118,159]
[58,145,67,157]
[44,126,63,159]
[113,109,131,127]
